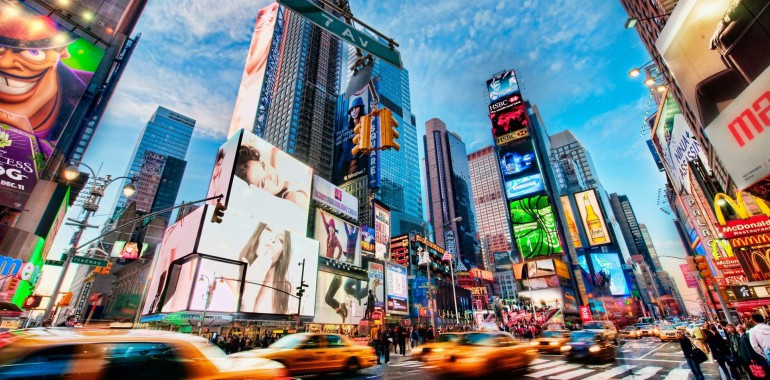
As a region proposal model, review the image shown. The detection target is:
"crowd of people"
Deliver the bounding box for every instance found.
[679,314,770,380]
[213,332,283,353]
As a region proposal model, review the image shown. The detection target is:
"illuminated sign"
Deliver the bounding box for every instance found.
[492,103,531,147]
[713,192,770,238]
[373,201,391,261]
[367,260,385,309]
[573,189,611,246]
[486,69,520,102]
[361,226,375,254]
[314,271,371,325]
[312,175,358,220]
[509,195,563,259]
[469,268,493,282]
[389,234,409,266]
[314,209,361,267]
[0,255,40,284]
[589,253,630,296]
[499,139,543,200]
[560,196,582,248]
[386,263,408,315]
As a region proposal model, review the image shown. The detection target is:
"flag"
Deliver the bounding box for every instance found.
[442,252,452,262]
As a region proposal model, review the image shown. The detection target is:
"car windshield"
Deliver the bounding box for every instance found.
[542,331,566,338]
[661,325,676,331]
[572,332,599,342]
[269,334,307,349]
[459,333,499,346]
[583,322,605,330]
[437,334,459,343]
[639,324,653,329]
[623,327,636,331]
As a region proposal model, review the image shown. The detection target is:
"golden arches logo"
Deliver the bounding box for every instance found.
[713,192,770,226]
[748,248,770,275]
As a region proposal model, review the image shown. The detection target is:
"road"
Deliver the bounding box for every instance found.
[297,337,724,380]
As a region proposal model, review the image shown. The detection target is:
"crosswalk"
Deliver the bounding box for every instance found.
[387,357,695,379]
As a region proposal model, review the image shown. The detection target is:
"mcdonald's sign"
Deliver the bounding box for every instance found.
[713,192,770,238]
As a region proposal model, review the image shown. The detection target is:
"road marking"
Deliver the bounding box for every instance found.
[655,352,684,357]
[548,368,595,379]
[619,366,662,380]
[639,343,668,359]
[662,368,691,380]
[618,358,686,363]
[527,364,582,378]
[531,358,549,365]
[389,361,422,367]
[530,360,567,369]
[582,364,636,380]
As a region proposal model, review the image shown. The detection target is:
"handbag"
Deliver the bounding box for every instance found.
[749,361,767,378]
[692,347,708,364]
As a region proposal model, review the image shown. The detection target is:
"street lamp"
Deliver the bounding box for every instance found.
[444,217,462,325]
[419,222,437,328]
[42,163,135,322]
[198,274,215,335]
[624,13,671,29]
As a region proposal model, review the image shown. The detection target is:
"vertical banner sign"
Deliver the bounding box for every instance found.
[367,261,385,309]
[680,264,699,288]
[574,189,611,246]
[373,201,391,261]
[75,281,93,318]
[579,305,592,322]
[560,196,582,248]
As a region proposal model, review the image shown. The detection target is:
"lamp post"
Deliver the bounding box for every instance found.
[419,223,437,328]
[624,13,671,29]
[42,163,135,322]
[444,216,462,325]
[198,274,215,335]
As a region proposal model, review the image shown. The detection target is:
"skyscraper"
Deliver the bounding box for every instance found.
[424,118,480,268]
[468,146,513,270]
[112,106,195,219]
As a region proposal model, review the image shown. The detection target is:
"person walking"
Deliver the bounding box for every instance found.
[410,327,418,349]
[370,325,382,365]
[750,314,770,364]
[738,324,770,380]
[693,323,711,356]
[705,326,742,380]
[679,330,707,380]
[380,326,393,364]
[398,324,407,355]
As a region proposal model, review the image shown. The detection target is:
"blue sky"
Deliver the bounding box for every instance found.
[43,0,698,312]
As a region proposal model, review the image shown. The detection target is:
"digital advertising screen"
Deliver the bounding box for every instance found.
[386,262,408,315]
[314,209,361,267]
[166,256,246,314]
[589,253,630,296]
[0,128,41,209]
[526,259,555,278]
[312,175,359,220]
[389,234,409,266]
[110,241,149,261]
[560,196,582,248]
[573,189,612,246]
[361,226,375,255]
[490,102,530,146]
[206,133,240,207]
[373,201,390,261]
[499,140,544,200]
[509,195,563,260]
[493,251,514,271]
[486,69,520,102]
[332,82,377,186]
[367,260,385,309]
[227,3,280,138]
[314,271,376,325]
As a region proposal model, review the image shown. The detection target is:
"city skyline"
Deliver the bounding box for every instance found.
[43,0,690,309]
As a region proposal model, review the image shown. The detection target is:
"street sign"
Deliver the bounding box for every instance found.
[278,0,402,68]
[71,256,108,267]
[44,259,64,266]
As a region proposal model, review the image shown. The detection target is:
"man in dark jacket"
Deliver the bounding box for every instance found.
[706,326,742,380]
[679,331,706,380]
[396,323,407,356]
[738,324,770,380]
[380,326,393,364]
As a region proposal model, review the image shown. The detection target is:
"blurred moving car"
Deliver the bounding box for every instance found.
[410,332,463,362]
[231,333,376,376]
[659,325,679,342]
[533,330,571,353]
[0,328,287,379]
[636,324,656,337]
[424,331,538,377]
[618,326,641,340]
[561,330,616,363]
[582,320,618,342]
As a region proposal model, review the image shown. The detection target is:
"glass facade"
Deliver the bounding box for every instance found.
[447,132,480,268]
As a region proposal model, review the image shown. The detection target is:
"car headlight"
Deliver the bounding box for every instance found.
[550,341,559,346]
[530,341,539,347]
[433,348,444,353]
[589,345,601,353]
[561,345,572,352]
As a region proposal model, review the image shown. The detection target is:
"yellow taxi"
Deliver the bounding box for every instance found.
[231,332,376,375]
[423,331,538,377]
[658,325,679,341]
[0,328,287,379]
[532,330,571,354]
[410,332,464,362]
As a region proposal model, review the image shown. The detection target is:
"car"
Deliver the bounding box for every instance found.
[636,324,656,337]
[410,332,463,362]
[0,328,287,379]
[686,323,697,336]
[561,330,616,363]
[423,331,538,377]
[659,325,679,341]
[618,326,641,340]
[582,320,618,342]
[533,330,571,354]
[231,332,376,376]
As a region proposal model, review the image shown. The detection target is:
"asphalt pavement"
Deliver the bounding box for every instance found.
[297,337,726,380]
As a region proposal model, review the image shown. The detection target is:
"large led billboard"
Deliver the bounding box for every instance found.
[227,3,280,138]
[389,234,409,266]
[486,69,520,102]
[361,226,375,255]
[332,82,378,186]
[509,195,563,259]
[314,209,361,267]
[499,139,544,200]
[657,0,770,190]
[573,189,612,246]
[312,175,358,220]
[589,253,630,296]
[0,2,107,209]
[560,196,582,248]
[373,201,390,261]
[314,271,373,324]
[386,262,408,315]
[367,260,385,309]
[110,241,149,261]
[206,132,240,207]
[490,102,530,146]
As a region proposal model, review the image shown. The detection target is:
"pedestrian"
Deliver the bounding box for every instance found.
[370,325,382,364]
[749,314,770,364]
[418,325,426,346]
[380,326,392,364]
[705,326,742,380]
[41,318,53,328]
[678,330,707,380]
[410,327,418,349]
[738,324,770,380]
[692,323,711,355]
[57,315,77,327]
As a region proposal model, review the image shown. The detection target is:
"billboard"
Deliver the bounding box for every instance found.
[493,251,514,271]
[373,201,390,260]
[314,271,372,324]
[361,226,375,255]
[573,189,611,246]
[332,81,377,185]
[491,102,531,146]
[367,260,385,309]
[386,262,408,315]
[110,241,149,261]
[509,195,563,259]
[499,139,543,200]
[227,3,280,138]
[486,69,520,102]
[589,253,630,296]
[680,264,699,288]
[312,175,358,220]
[314,209,361,267]
[657,0,770,190]
[389,234,409,266]
[206,132,240,206]
[526,259,555,278]
[560,196,582,248]
[0,128,40,209]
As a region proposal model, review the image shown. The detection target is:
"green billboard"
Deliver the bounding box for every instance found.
[510,195,563,260]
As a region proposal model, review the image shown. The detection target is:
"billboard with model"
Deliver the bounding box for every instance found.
[314,209,361,267]
[314,271,374,325]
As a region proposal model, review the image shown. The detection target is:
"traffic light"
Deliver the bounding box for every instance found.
[23,295,42,309]
[57,292,73,307]
[694,255,712,279]
[352,113,372,155]
[6,278,19,293]
[379,108,400,151]
[94,262,114,275]
[211,201,227,224]
[296,281,309,298]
